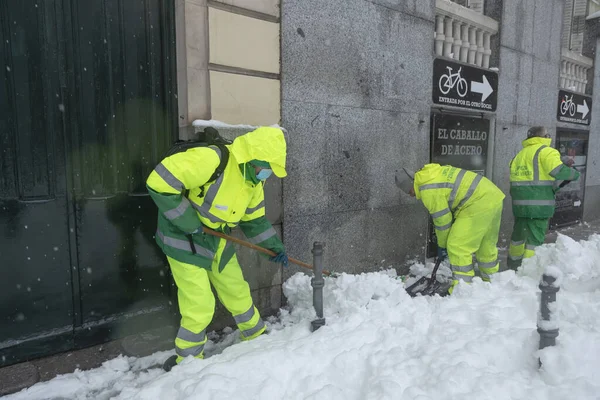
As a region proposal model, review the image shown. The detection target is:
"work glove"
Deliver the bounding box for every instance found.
[270,252,289,268]
[437,247,448,261]
[187,225,205,236]
[561,156,575,167]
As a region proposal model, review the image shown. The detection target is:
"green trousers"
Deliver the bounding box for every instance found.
[507,217,549,270]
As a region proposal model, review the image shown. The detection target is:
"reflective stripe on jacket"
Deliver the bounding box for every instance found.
[414,163,505,248]
[146,127,286,270]
[509,137,579,219]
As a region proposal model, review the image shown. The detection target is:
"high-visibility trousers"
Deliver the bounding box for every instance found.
[167,240,265,363]
[447,201,503,294]
[507,217,549,270]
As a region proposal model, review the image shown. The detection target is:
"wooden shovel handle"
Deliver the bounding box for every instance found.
[202,227,332,276]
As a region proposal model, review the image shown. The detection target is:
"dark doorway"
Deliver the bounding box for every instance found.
[550,129,588,229]
[1,0,177,367]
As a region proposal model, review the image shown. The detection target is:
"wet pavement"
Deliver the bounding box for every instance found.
[0,327,173,397]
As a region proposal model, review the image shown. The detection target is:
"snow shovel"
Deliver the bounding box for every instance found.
[201,227,334,276]
[405,257,444,297]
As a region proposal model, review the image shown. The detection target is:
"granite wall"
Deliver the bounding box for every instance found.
[281,0,436,275]
[280,0,593,275]
[479,0,565,242]
[583,36,600,222]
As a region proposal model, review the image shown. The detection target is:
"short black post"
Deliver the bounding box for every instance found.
[310,242,326,332]
[538,273,560,367]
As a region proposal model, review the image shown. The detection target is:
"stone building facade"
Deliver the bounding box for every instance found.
[175,0,600,314]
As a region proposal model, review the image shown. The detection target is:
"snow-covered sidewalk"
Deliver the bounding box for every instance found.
[5,234,600,400]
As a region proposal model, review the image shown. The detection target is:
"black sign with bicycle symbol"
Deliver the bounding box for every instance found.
[556,89,592,126]
[432,58,498,112]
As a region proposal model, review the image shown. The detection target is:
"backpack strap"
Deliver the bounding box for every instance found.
[183,143,230,255]
[207,143,229,183]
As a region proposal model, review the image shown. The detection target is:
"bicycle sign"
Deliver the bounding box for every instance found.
[560,94,577,117]
[432,58,498,112]
[439,66,468,97]
[556,90,592,126]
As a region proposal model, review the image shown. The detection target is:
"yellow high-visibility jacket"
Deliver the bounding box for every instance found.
[414,163,505,248]
[509,137,579,218]
[146,127,287,271]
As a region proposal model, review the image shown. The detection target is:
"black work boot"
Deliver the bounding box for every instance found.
[506,258,522,271]
[162,355,178,372]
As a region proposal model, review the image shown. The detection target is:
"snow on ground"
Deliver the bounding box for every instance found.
[6,233,600,400]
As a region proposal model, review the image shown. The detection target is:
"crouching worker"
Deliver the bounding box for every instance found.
[146,127,289,371]
[396,164,505,294]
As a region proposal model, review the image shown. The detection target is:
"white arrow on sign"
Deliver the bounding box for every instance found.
[577,99,589,119]
[470,75,493,102]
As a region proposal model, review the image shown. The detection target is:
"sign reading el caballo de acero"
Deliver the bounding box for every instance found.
[431,113,489,175]
[432,58,498,112]
[556,89,592,126]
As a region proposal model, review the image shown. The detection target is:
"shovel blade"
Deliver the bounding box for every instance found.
[405,258,447,297]
[405,276,430,297]
[420,280,444,297]
[406,277,450,297]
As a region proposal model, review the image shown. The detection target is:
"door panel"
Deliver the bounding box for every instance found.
[0,0,74,365]
[64,0,175,337]
[550,130,588,229]
[0,0,177,366]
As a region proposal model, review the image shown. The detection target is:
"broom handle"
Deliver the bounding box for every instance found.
[202,227,332,276]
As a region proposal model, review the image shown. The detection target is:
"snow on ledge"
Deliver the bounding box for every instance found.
[192,119,287,132]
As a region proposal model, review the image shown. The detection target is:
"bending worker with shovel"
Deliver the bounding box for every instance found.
[396,164,504,294]
[146,127,288,371]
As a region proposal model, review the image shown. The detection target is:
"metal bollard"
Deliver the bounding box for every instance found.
[310,242,326,332]
[537,273,560,367]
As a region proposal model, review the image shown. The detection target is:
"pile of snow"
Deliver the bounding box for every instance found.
[520,233,600,291]
[6,234,600,400]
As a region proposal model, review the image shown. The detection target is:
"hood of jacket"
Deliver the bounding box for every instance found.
[414,163,442,200]
[522,136,552,148]
[230,127,287,178]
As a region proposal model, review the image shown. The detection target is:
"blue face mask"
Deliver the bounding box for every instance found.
[256,168,273,181]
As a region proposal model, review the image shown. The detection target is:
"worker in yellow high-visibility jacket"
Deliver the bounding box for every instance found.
[508,126,580,269]
[396,164,505,293]
[146,127,288,371]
